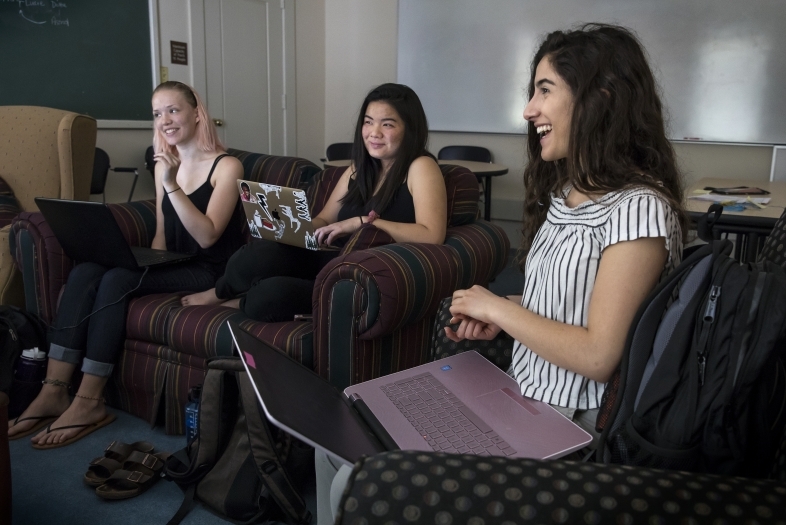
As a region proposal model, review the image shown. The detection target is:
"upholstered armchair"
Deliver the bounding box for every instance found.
[12,153,509,434]
[1,106,96,307]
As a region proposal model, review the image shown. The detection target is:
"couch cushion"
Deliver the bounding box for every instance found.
[127,293,314,366]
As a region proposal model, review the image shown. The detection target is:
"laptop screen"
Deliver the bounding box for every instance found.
[229,322,385,465]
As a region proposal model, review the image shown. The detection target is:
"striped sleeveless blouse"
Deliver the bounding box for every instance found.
[511,186,682,410]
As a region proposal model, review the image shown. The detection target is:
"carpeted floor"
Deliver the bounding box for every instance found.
[9,250,524,525]
[9,407,316,524]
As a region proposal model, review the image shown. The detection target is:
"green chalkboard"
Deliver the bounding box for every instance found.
[0,1,153,121]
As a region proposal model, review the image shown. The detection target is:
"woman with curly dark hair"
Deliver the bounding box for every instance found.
[446,24,686,444]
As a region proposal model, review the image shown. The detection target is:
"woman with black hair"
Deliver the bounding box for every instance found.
[182,83,447,321]
[447,23,685,443]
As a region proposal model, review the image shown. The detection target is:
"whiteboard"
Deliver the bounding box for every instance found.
[398,0,786,145]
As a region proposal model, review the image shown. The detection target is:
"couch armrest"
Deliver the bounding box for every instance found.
[311,220,509,382]
[11,212,72,323]
[10,201,156,323]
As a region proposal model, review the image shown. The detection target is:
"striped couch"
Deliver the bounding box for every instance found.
[11,152,509,434]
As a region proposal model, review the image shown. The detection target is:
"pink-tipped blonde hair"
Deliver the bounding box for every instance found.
[152,81,224,155]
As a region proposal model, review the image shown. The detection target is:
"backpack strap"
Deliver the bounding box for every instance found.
[237,371,312,525]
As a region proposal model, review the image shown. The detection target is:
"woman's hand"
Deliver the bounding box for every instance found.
[444,313,503,342]
[153,151,181,190]
[314,216,365,246]
[449,285,506,324]
[444,285,508,342]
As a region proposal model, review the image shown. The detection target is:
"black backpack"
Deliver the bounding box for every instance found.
[596,238,786,478]
[164,356,312,525]
[0,305,48,394]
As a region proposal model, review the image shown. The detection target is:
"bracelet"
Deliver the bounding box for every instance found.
[166,186,181,195]
[358,216,363,227]
[74,392,105,403]
[42,378,71,389]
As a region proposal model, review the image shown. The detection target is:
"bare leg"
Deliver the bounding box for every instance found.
[222,298,241,309]
[181,287,224,307]
[31,373,109,446]
[8,359,73,438]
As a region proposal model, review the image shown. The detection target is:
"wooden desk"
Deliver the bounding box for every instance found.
[322,159,509,221]
[686,177,786,261]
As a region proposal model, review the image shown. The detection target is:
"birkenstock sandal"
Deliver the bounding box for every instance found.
[8,415,59,441]
[84,440,156,487]
[31,413,117,450]
[95,451,170,500]
[95,469,159,500]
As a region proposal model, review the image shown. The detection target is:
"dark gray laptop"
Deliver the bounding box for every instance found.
[228,321,592,467]
[35,198,194,270]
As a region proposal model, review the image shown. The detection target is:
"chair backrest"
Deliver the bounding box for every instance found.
[0,106,96,211]
[145,145,156,177]
[306,164,479,226]
[437,145,492,163]
[325,143,353,161]
[90,147,111,195]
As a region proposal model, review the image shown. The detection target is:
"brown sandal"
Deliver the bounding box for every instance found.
[84,440,155,487]
[95,451,169,500]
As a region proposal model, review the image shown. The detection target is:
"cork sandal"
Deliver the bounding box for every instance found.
[95,451,170,500]
[84,440,156,487]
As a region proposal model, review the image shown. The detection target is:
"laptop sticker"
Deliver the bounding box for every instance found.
[293,190,312,221]
[244,351,257,369]
[259,183,282,198]
[441,365,452,371]
[280,205,301,232]
[304,231,318,251]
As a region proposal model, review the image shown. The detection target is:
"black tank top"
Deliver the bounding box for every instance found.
[162,154,244,273]
[336,178,416,223]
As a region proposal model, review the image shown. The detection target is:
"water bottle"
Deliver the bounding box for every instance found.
[9,347,48,419]
[185,384,202,441]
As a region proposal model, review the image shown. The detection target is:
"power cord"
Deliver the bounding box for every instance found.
[52,266,150,331]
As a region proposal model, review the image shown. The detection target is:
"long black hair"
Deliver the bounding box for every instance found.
[519,23,686,265]
[341,83,432,213]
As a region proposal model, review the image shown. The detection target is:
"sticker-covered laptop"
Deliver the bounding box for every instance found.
[238,180,336,251]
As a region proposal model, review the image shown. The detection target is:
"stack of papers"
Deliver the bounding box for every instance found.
[688,194,770,206]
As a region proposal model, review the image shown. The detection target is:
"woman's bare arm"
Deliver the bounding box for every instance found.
[449,237,667,383]
[158,154,243,248]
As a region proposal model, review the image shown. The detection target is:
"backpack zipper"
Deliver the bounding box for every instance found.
[8,328,17,341]
[697,285,721,386]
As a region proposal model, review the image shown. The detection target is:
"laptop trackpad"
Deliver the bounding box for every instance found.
[474,388,540,433]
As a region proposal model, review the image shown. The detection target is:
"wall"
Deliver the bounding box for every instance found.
[324,0,399,147]
[295,0,326,165]
[97,0,777,215]
[92,0,190,203]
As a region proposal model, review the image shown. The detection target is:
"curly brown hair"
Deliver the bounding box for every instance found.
[518,23,686,269]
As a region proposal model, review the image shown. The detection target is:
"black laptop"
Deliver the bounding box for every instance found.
[35,198,194,270]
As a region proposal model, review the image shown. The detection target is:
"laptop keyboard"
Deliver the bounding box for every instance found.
[380,372,517,456]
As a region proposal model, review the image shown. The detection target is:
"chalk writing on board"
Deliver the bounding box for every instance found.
[4,0,69,27]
